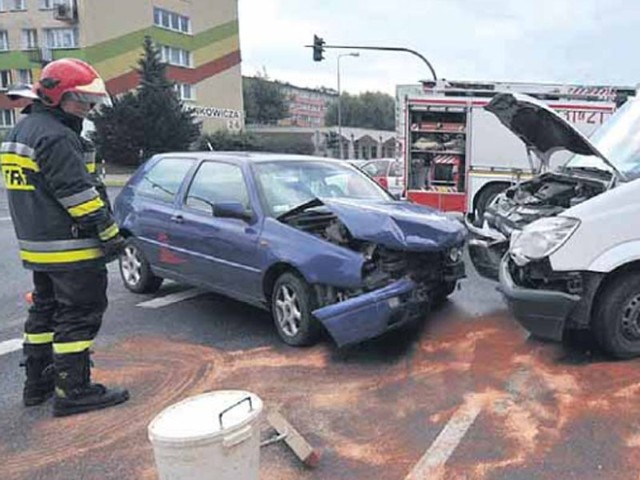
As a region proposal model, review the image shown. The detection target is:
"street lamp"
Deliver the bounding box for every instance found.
[337,52,359,159]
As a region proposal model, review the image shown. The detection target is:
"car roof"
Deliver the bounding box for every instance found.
[154,151,348,166]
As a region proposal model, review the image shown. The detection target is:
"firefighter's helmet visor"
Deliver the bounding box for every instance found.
[63,91,109,105]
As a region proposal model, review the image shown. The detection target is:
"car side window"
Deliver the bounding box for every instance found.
[185,161,250,213]
[137,158,195,203]
[362,161,387,177]
[389,162,403,177]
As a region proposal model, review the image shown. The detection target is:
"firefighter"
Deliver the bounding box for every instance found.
[0,58,129,417]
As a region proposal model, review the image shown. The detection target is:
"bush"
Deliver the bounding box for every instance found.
[196,131,264,152]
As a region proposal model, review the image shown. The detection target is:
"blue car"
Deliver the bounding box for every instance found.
[113,153,466,347]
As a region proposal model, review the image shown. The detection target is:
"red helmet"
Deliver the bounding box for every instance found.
[35,58,109,107]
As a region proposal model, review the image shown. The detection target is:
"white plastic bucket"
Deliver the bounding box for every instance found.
[148,390,263,480]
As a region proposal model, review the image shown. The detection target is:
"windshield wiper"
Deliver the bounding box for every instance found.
[277,198,324,221]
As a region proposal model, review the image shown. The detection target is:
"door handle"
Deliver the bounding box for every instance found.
[170,214,184,224]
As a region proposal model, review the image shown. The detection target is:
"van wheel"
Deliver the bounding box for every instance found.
[474,184,508,226]
[592,271,640,358]
[119,239,163,294]
[271,273,320,347]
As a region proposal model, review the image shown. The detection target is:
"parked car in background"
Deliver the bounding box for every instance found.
[114,153,466,347]
[361,158,405,196]
[466,92,640,358]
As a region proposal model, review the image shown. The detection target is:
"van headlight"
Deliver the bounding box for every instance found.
[510,216,580,265]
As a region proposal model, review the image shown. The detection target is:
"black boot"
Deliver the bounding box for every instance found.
[53,350,129,417]
[21,343,55,406]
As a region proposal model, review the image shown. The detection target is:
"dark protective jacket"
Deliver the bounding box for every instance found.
[0,102,119,271]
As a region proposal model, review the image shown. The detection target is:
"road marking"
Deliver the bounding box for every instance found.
[137,288,205,309]
[0,338,22,356]
[405,400,482,480]
[0,217,12,222]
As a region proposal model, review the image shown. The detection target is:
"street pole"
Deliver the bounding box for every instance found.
[337,52,359,160]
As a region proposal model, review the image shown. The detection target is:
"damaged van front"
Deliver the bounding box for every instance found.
[465,92,640,357]
[467,92,635,280]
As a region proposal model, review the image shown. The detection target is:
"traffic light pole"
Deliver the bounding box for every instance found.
[307,43,437,82]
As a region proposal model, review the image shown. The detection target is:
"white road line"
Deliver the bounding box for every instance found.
[136,288,205,309]
[0,338,22,356]
[405,401,482,480]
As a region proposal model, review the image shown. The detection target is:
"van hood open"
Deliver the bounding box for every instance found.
[485,92,623,178]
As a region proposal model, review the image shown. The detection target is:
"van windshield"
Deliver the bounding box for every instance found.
[565,99,640,180]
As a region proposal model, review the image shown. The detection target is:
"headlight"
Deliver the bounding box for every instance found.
[510,216,580,264]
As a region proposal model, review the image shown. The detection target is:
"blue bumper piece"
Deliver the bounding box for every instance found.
[312,278,417,347]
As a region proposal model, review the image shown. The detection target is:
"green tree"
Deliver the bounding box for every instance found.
[90,36,201,166]
[137,36,200,158]
[90,92,143,166]
[325,91,395,130]
[243,74,289,125]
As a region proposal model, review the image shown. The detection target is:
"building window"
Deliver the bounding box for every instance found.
[0,70,12,90]
[1,110,16,128]
[44,28,78,49]
[40,0,54,8]
[22,29,38,50]
[153,7,191,34]
[11,0,26,11]
[0,31,9,51]
[17,69,33,84]
[174,83,195,101]
[160,45,192,68]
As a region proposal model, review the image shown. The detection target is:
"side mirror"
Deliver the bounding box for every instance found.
[213,201,253,222]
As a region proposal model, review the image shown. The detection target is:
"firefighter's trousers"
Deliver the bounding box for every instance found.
[23,267,108,354]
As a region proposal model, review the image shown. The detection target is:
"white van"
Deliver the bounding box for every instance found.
[488,94,640,358]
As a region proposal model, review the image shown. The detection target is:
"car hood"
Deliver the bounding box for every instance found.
[321,198,466,251]
[485,92,622,177]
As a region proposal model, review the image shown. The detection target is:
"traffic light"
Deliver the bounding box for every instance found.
[313,35,325,62]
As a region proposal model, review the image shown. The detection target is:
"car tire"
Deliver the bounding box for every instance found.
[592,271,640,358]
[119,238,163,294]
[271,272,320,347]
[432,281,457,306]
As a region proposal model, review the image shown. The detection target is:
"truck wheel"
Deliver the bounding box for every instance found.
[592,271,640,358]
[271,273,320,347]
[119,238,163,294]
[474,184,508,226]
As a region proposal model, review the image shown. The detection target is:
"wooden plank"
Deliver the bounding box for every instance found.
[267,411,321,468]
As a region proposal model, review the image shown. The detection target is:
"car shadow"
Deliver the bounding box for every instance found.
[526,329,611,365]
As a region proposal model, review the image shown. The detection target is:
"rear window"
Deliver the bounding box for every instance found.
[137,157,195,203]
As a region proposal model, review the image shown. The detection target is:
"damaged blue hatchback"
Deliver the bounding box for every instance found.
[113,153,466,347]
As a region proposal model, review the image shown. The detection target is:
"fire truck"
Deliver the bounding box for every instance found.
[396,80,635,218]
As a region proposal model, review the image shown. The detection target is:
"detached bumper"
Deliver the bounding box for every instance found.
[312,278,418,347]
[497,257,580,341]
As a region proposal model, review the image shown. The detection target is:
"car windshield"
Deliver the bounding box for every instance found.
[253,160,393,217]
[565,98,640,179]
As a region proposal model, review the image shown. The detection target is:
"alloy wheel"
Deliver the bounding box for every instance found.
[275,285,302,338]
[121,245,142,288]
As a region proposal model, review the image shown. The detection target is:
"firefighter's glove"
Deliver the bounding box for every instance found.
[102,235,126,263]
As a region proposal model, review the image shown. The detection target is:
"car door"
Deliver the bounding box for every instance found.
[168,160,263,300]
[130,157,196,268]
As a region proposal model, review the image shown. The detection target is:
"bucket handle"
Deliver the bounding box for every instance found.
[219,396,253,429]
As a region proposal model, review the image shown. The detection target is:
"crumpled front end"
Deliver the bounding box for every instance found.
[278,198,466,345]
[466,172,608,280]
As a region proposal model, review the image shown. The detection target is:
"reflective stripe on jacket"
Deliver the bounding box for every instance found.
[1,103,119,271]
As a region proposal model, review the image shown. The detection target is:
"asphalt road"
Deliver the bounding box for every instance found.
[1,187,639,480]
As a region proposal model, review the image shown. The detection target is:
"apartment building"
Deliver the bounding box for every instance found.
[278,83,337,128]
[0,0,243,132]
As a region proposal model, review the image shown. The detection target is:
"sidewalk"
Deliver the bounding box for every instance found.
[102,173,132,187]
